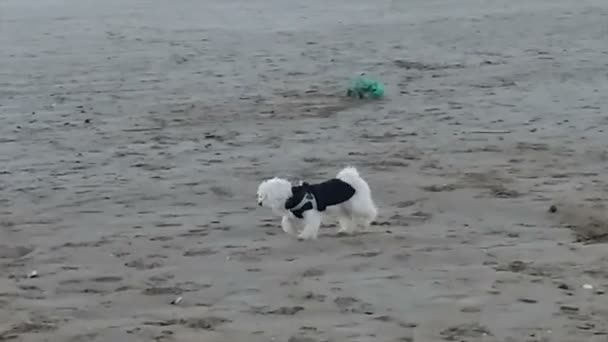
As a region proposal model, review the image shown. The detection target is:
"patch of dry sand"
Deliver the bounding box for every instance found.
[2,0,608,341]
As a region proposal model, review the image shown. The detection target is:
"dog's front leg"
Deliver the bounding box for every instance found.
[281,215,297,235]
[297,211,321,240]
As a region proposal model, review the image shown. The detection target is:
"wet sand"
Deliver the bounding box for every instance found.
[2,0,608,341]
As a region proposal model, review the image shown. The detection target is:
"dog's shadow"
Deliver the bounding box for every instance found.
[321,220,395,239]
[326,230,391,239]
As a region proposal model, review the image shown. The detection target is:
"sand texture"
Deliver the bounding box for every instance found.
[2,0,608,341]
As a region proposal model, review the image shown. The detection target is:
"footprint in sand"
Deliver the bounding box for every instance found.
[17,284,45,299]
[334,296,374,314]
[421,184,458,192]
[143,317,230,330]
[183,248,218,257]
[56,276,123,295]
[90,276,123,283]
[440,323,492,340]
[230,246,271,262]
[486,185,522,199]
[142,287,183,296]
[175,281,212,292]
[149,235,174,242]
[300,268,325,278]
[52,239,113,250]
[124,257,165,270]
[210,185,233,198]
[0,321,57,340]
[298,291,326,302]
[348,250,383,258]
[147,273,175,285]
[142,280,210,296]
[178,228,209,237]
[288,336,318,342]
[269,306,305,315]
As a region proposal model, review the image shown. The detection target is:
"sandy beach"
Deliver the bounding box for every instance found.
[2,0,608,340]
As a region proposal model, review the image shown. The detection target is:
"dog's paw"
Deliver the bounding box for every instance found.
[281,225,297,235]
[297,232,318,241]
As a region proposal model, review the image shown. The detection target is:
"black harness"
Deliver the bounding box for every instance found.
[284,178,356,219]
[286,191,317,219]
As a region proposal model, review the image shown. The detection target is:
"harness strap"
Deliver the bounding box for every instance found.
[289,192,317,214]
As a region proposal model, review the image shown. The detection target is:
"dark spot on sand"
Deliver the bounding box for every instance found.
[142,287,183,296]
[334,296,359,309]
[350,250,382,258]
[301,268,324,278]
[560,305,579,312]
[440,323,492,340]
[91,276,122,283]
[183,248,217,257]
[267,306,304,315]
[421,184,457,192]
[288,336,317,342]
[518,298,538,304]
[144,317,230,330]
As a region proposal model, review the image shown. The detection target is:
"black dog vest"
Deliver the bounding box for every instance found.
[284,179,356,219]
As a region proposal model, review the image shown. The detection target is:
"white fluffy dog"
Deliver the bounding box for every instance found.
[256,167,377,240]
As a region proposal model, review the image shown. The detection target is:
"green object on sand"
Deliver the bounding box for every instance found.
[347,76,384,99]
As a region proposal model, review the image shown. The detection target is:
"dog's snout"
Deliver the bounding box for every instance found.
[257,201,262,207]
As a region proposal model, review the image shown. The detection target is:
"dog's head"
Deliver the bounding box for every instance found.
[256,177,293,210]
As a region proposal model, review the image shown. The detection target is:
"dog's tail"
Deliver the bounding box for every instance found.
[336,166,378,222]
[337,167,370,194]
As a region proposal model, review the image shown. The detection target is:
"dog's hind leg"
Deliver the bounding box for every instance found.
[335,205,356,234]
[337,216,355,234]
[298,211,322,240]
[355,209,377,231]
[353,198,377,231]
